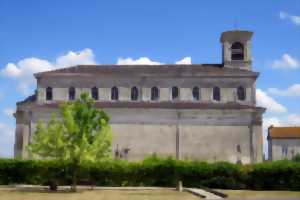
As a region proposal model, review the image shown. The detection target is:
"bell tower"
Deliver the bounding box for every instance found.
[220,30,253,70]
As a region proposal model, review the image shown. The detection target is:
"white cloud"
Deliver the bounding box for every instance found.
[56,49,96,67]
[263,117,282,130]
[268,84,300,97]
[279,11,287,19]
[271,54,299,69]
[1,58,53,78]
[0,123,13,136]
[287,114,300,125]
[175,57,192,65]
[117,56,193,65]
[1,48,96,95]
[3,108,14,117]
[263,114,300,130]
[0,123,14,158]
[256,89,287,113]
[117,57,162,65]
[279,11,300,25]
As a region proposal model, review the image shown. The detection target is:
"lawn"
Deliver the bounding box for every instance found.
[218,189,300,199]
[0,187,199,200]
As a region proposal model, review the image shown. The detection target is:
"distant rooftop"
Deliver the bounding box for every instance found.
[268,126,300,139]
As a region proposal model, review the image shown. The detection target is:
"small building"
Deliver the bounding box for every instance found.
[268,126,300,161]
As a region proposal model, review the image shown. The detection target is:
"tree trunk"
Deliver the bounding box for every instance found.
[71,162,78,192]
[71,174,77,192]
[49,179,58,191]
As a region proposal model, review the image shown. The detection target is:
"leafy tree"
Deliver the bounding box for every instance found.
[28,93,112,191]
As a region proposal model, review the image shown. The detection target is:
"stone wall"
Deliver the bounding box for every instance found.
[36,76,255,105]
[17,106,263,163]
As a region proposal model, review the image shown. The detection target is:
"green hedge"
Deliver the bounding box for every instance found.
[0,157,300,190]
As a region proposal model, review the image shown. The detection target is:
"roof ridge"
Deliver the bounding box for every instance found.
[34,64,257,78]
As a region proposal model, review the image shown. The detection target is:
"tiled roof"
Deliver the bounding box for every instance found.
[268,126,300,139]
[17,93,36,104]
[34,64,259,78]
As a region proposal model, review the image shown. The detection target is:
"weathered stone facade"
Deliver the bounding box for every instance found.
[14,30,265,163]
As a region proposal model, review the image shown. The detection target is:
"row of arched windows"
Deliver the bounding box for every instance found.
[45,86,246,101]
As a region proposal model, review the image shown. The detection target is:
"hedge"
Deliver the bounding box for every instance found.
[0,156,299,190]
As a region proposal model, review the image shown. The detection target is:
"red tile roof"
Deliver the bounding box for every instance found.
[268,126,300,139]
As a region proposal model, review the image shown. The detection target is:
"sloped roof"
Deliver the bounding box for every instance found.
[268,126,300,139]
[34,64,259,78]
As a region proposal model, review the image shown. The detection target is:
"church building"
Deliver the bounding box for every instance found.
[14,30,265,163]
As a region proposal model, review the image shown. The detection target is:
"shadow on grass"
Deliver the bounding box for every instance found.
[10,188,85,194]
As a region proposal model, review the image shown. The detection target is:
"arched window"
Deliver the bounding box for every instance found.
[91,87,98,100]
[213,87,220,101]
[231,42,244,61]
[172,86,179,100]
[151,87,159,101]
[69,87,76,100]
[237,86,246,101]
[111,86,119,100]
[131,86,139,101]
[46,87,53,101]
[192,87,200,101]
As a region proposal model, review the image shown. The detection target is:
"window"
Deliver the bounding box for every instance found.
[172,86,179,100]
[282,146,288,156]
[231,42,244,61]
[69,87,76,100]
[192,87,200,101]
[91,87,98,100]
[111,86,119,100]
[131,86,139,101]
[213,87,220,101]
[151,87,159,101]
[237,86,246,101]
[46,87,53,101]
[236,145,241,153]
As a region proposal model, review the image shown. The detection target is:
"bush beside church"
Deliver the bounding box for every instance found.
[0,157,300,190]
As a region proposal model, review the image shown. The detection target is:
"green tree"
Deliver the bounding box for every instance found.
[28,93,112,191]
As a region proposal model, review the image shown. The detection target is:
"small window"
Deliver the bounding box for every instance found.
[231,42,244,61]
[237,86,246,101]
[192,87,200,101]
[131,87,139,101]
[213,87,220,101]
[46,87,52,101]
[69,87,76,100]
[111,86,119,100]
[91,87,98,100]
[151,87,159,101]
[282,146,288,156]
[172,86,179,100]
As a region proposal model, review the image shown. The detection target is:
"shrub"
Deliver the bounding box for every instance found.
[293,153,300,162]
[0,157,299,190]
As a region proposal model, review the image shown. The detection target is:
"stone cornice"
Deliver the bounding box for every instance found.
[18,101,266,112]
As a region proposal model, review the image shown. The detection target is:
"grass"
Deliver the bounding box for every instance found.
[218,189,300,199]
[0,187,199,200]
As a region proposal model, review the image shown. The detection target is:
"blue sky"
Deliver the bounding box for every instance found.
[0,0,300,157]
